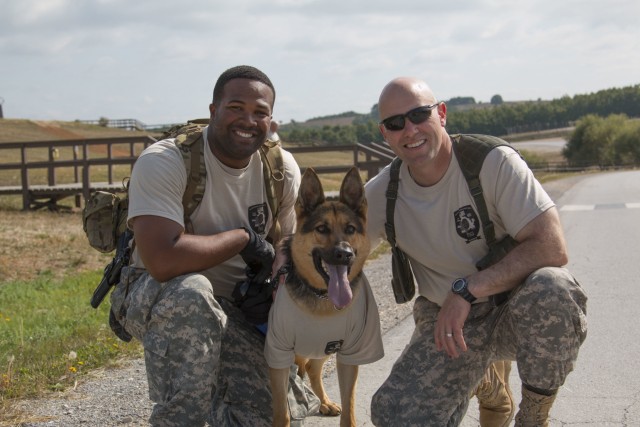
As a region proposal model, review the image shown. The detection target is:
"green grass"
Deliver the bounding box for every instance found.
[0,270,142,405]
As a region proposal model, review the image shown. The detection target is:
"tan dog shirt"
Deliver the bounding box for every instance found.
[265,276,384,369]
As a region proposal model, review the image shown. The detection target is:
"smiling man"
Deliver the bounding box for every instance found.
[107,66,312,426]
[365,77,588,426]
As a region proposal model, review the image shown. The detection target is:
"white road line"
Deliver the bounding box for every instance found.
[560,205,595,211]
[560,203,640,211]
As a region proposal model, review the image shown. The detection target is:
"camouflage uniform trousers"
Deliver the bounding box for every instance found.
[111,267,319,427]
[370,267,588,427]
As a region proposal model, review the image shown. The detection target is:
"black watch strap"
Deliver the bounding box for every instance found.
[452,278,477,303]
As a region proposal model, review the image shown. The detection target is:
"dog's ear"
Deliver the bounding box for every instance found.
[339,167,366,218]
[297,168,325,215]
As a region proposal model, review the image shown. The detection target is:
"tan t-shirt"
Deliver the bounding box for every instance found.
[264,275,384,369]
[365,145,554,306]
[127,126,301,299]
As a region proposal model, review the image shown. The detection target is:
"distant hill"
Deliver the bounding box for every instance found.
[281,111,367,129]
[0,119,157,143]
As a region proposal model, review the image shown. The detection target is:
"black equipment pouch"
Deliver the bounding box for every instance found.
[390,246,416,304]
[109,307,132,342]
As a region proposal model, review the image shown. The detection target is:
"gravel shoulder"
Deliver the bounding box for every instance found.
[7,176,581,427]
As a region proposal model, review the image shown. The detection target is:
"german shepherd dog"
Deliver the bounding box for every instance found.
[266,167,383,427]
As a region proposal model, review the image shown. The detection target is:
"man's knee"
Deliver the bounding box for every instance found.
[510,267,587,386]
[515,267,587,327]
[371,385,392,426]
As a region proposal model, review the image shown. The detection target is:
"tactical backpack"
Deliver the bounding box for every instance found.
[83,118,286,253]
[385,134,521,304]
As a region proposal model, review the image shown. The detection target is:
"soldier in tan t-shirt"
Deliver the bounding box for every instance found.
[108,66,314,427]
[365,77,587,427]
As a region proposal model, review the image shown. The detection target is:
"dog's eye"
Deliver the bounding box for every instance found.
[345,224,356,235]
[315,224,330,234]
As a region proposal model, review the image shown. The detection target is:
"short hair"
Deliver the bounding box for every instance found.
[212,65,275,105]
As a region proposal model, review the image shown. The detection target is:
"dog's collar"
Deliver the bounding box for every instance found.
[308,286,329,300]
[286,265,329,300]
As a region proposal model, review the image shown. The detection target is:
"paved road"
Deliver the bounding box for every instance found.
[307,169,640,426]
[511,137,566,152]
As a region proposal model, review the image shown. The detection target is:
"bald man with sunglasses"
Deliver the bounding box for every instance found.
[364,77,587,426]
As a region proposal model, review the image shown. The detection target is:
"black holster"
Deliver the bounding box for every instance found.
[390,246,416,304]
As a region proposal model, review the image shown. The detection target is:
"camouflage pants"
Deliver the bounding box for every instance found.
[370,267,587,427]
[111,268,319,427]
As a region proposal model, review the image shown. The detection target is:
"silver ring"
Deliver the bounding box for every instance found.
[446,333,453,337]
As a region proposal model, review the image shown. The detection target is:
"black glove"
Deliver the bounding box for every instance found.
[238,227,275,286]
[232,274,274,325]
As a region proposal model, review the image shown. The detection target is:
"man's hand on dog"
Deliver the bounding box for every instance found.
[435,294,471,358]
[239,227,275,285]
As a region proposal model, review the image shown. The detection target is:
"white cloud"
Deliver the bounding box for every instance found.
[0,0,638,124]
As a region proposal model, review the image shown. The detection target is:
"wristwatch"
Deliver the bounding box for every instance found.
[451,278,477,303]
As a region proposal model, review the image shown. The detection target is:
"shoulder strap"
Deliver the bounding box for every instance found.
[450,134,520,248]
[172,119,208,234]
[260,141,285,243]
[384,157,403,247]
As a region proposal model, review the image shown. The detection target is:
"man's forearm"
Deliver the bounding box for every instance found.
[467,208,567,298]
[139,228,248,282]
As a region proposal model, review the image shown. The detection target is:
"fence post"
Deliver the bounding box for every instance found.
[82,144,91,204]
[73,145,81,207]
[20,146,30,210]
[107,142,114,183]
[47,144,57,186]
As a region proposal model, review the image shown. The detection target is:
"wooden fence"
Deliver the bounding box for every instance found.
[0,137,394,210]
[0,136,155,210]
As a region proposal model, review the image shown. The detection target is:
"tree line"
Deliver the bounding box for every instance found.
[278,84,640,147]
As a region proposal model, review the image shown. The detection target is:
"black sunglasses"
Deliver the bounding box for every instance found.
[379,103,440,131]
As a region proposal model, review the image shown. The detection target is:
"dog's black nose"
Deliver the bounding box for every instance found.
[333,242,354,265]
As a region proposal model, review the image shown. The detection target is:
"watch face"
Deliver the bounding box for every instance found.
[452,278,466,292]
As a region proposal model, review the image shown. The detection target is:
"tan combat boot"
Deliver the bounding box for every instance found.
[514,386,557,427]
[474,360,515,427]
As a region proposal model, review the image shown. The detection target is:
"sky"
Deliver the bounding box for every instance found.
[1,0,639,127]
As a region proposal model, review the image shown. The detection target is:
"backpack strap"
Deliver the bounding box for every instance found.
[260,140,285,244]
[451,134,519,248]
[384,157,417,303]
[171,119,209,234]
[384,157,402,248]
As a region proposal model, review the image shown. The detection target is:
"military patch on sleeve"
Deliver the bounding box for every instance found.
[248,203,269,234]
[454,205,481,243]
[324,340,344,355]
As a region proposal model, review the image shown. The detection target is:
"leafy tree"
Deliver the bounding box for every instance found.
[490,94,504,105]
[563,114,635,166]
[612,119,640,164]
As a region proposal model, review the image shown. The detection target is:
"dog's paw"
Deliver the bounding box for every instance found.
[319,401,342,417]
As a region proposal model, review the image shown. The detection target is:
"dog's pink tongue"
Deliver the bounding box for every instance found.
[327,265,352,309]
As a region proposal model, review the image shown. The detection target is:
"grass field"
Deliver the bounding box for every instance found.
[0,119,570,419]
